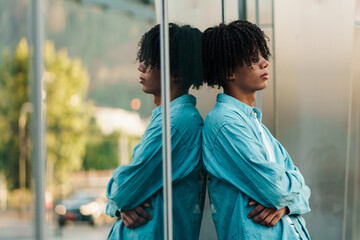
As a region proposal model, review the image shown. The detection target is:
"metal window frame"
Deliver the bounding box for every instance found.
[222,0,226,23]
[159,0,173,239]
[31,0,45,240]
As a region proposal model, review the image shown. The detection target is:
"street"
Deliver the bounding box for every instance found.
[0,210,112,240]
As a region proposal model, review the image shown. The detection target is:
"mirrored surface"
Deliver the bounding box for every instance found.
[44,0,156,239]
[274,0,357,239]
[1,0,360,240]
[0,1,35,239]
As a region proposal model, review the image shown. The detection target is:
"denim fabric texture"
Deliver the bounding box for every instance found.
[106,94,204,240]
[203,93,311,240]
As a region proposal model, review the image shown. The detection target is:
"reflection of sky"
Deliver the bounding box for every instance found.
[94,106,147,136]
[74,0,156,22]
[45,0,156,116]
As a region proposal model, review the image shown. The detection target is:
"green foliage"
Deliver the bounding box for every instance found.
[44,41,91,186]
[0,39,30,189]
[0,39,91,189]
[88,83,154,118]
[83,118,119,171]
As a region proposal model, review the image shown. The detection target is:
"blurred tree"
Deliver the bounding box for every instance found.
[83,117,119,171]
[0,39,30,190]
[45,40,91,190]
[0,39,91,190]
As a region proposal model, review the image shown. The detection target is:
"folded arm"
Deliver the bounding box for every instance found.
[275,139,311,215]
[106,124,181,212]
[207,123,306,210]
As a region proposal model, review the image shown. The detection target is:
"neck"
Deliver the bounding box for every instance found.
[223,86,256,107]
[153,87,188,107]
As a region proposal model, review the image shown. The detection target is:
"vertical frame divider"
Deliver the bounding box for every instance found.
[160,0,173,239]
[222,0,226,23]
[31,0,45,239]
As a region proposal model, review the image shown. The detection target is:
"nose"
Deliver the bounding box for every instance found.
[259,55,269,69]
[138,62,146,73]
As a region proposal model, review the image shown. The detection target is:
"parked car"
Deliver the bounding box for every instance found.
[55,189,107,227]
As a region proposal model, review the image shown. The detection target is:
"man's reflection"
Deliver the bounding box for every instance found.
[106,23,205,240]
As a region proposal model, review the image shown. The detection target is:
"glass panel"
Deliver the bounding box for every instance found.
[274,1,356,239]
[165,2,276,240]
[0,0,35,239]
[259,0,272,25]
[225,0,240,23]
[166,0,223,119]
[166,1,232,239]
[261,28,275,134]
[350,4,360,237]
[246,0,256,23]
[45,0,156,239]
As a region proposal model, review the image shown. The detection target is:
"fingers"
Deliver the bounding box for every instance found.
[121,212,138,229]
[248,204,288,228]
[120,203,153,229]
[259,210,277,226]
[121,210,147,229]
[266,207,287,227]
[141,202,151,208]
[247,204,265,219]
[128,210,147,225]
[253,208,272,223]
[121,214,130,227]
[134,206,152,220]
[260,207,287,227]
[248,200,258,206]
[267,213,282,227]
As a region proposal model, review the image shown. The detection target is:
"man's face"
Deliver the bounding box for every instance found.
[138,62,161,95]
[231,54,270,93]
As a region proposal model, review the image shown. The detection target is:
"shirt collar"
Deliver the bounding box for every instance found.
[151,94,196,117]
[217,93,262,121]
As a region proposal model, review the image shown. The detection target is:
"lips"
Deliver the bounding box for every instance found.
[139,77,145,84]
[260,72,269,80]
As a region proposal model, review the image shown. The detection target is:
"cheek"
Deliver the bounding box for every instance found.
[152,71,161,87]
[155,78,161,89]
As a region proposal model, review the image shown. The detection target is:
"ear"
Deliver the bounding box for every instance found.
[228,73,235,82]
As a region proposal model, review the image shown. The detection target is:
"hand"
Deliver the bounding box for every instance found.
[121,202,152,229]
[247,200,287,227]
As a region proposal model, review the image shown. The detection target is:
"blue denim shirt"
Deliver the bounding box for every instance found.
[106,94,204,240]
[203,93,311,240]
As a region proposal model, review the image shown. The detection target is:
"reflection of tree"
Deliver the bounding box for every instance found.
[305,145,345,215]
[278,115,350,239]
[45,40,91,195]
[83,117,119,171]
[0,39,91,195]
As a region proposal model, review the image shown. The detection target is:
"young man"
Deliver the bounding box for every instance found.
[202,20,311,239]
[106,23,205,239]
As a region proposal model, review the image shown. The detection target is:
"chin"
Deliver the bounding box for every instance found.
[260,82,268,90]
[142,88,154,95]
[141,86,149,93]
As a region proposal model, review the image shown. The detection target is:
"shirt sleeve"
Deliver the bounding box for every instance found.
[276,140,311,215]
[106,123,181,212]
[208,123,305,210]
[105,200,118,217]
